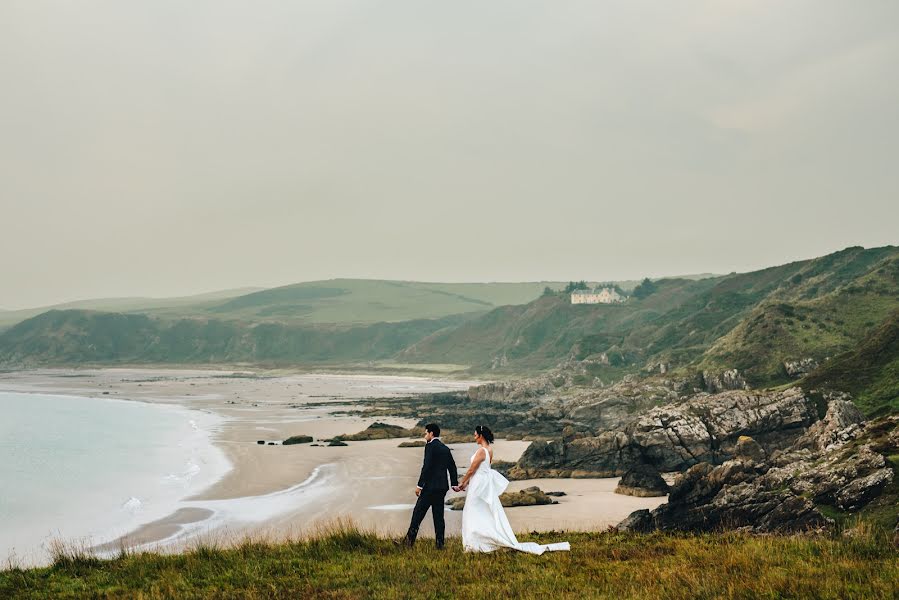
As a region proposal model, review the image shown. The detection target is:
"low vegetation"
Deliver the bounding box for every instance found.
[2,523,896,599]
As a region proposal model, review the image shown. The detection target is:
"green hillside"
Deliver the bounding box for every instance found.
[698,247,899,385]
[192,279,569,324]
[1,248,895,384]
[801,308,899,416]
[398,246,899,381]
[0,287,263,330]
[398,277,721,371]
[0,309,469,367]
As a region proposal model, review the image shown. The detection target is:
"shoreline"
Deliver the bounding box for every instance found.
[0,368,667,563]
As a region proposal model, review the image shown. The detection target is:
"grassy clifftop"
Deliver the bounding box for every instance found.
[2,527,896,599]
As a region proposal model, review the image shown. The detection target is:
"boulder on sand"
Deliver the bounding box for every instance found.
[334,422,421,441]
[446,486,558,511]
[283,435,314,445]
[398,440,426,448]
[615,463,669,497]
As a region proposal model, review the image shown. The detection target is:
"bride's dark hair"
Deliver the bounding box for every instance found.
[475,425,495,444]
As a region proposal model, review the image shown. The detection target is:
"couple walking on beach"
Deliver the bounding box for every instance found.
[399,423,570,554]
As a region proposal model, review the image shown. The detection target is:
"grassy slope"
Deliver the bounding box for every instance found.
[801,308,899,416]
[699,247,899,386]
[191,279,566,324]
[0,309,470,366]
[399,246,899,380]
[398,277,723,372]
[0,288,264,330]
[2,528,896,600]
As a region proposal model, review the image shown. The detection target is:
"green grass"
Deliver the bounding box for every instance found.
[3,525,897,599]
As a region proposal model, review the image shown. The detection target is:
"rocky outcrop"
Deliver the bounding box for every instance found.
[790,396,864,453]
[334,422,421,441]
[618,459,832,534]
[784,358,820,378]
[283,435,313,445]
[398,440,426,448]
[702,369,750,393]
[467,378,557,403]
[615,463,669,497]
[618,415,899,533]
[510,431,641,479]
[446,486,558,511]
[511,387,819,478]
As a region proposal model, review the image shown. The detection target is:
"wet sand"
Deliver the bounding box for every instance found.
[0,368,667,553]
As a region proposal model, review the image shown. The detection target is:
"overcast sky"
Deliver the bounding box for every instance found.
[1,1,897,309]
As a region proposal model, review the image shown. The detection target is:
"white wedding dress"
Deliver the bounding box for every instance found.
[461,446,570,554]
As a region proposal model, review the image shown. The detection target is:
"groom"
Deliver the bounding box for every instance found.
[400,423,458,549]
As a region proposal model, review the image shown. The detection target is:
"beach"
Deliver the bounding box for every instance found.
[0,368,667,562]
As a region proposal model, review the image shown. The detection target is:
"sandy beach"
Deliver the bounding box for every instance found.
[0,368,667,555]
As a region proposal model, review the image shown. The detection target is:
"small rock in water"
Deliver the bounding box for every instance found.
[257,440,266,445]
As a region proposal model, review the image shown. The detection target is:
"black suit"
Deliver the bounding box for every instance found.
[404,438,458,548]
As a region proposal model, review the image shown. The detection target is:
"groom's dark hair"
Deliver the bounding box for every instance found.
[425,423,440,437]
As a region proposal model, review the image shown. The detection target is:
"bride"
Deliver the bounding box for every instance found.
[455,425,570,554]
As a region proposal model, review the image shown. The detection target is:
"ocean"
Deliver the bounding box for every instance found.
[0,391,229,565]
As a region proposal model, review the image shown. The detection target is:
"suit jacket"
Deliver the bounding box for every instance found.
[417,439,458,492]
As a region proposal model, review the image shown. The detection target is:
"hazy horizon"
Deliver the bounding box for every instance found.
[3,1,897,309]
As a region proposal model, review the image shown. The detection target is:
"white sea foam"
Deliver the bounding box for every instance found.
[137,463,337,550]
[122,497,143,512]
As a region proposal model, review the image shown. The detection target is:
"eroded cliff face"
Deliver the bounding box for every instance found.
[510,387,822,478]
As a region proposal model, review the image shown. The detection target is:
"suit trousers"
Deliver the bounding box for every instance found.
[404,488,448,548]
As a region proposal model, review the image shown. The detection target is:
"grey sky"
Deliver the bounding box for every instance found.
[1,1,897,309]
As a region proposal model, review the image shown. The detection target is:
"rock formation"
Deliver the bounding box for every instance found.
[615,463,669,497]
[511,387,819,478]
[617,413,898,533]
[283,435,313,445]
[446,486,558,511]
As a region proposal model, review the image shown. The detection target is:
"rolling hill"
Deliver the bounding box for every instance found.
[0,309,470,367]
[0,248,895,393]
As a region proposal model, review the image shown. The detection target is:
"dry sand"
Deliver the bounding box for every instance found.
[1,368,667,552]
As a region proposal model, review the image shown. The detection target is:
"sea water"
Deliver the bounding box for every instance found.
[0,392,230,565]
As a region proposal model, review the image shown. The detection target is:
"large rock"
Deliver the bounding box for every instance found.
[334,422,421,441]
[615,463,669,497]
[446,486,557,511]
[283,435,313,445]
[784,358,819,378]
[509,431,641,479]
[701,369,749,393]
[792,396,865,453]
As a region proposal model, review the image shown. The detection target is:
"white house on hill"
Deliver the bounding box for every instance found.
[571,287,625,304]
